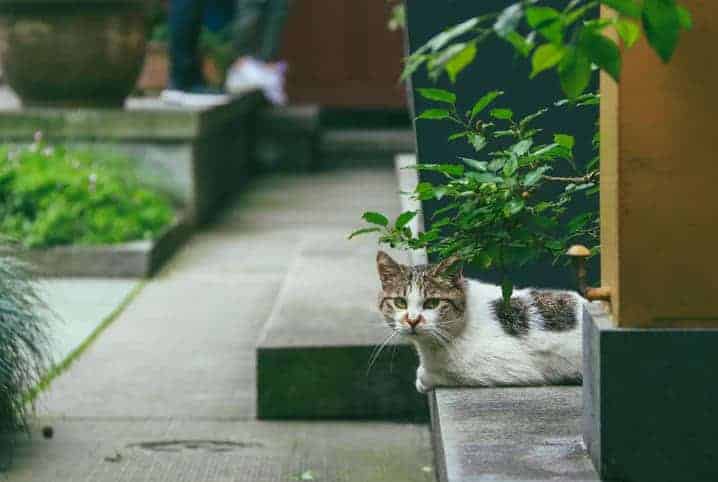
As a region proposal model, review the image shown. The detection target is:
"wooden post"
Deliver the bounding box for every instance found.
[600,1,718,328]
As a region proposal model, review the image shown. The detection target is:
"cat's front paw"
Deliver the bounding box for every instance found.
[415,376,431,394]
[415,366,434,394]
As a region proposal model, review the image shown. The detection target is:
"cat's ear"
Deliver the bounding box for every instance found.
[377,251,403,290]
[431,255,463,285]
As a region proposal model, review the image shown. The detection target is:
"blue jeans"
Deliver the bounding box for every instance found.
[169,0,289,89]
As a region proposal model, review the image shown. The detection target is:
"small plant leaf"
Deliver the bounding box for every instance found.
[490,108,514,120]
[362,211,389,227]
[600,0,641,17]
[446,42,477,82]
[580,31,621,81]
[470,90,504,119]
[642,0,681,62]
[468,132,487,152]
[417,88,456,104]
[558,45,592,98]
[554,134,575,150]
[348,227,381,239]
[615,18,641,48]
[531,43,566,78]
[417,109,451,120]
[461,157,488,171]
[395,211,417,229]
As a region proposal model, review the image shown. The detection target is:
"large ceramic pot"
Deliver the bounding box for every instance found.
[0,0,149,108]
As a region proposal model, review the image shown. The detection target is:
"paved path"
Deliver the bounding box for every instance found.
[7,169,433,481]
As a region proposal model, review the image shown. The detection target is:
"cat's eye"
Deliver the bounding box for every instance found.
[393,297,407,309]
[423,298,441,309]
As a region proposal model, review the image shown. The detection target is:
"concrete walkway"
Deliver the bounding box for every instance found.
[7,169,433,481]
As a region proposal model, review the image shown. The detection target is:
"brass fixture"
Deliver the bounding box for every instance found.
[566,244,611,302]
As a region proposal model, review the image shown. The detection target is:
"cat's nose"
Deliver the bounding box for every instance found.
[406,315,424,328]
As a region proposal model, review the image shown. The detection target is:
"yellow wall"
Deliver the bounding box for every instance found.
[601,1,718,328]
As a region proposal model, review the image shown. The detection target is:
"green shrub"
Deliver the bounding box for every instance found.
[0,257,50,468]
[0,137,174,248]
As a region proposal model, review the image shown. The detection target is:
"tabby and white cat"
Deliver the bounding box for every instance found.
[376,251,584,393]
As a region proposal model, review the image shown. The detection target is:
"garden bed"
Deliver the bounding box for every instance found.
[0,213,191,278]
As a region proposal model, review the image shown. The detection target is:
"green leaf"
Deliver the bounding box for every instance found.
[348,227,381,239]
[468,132,487,152]
[417,109,451,120]
[362,211,389,227]
[642,0,681,62]
[446,42,477,82]
[580,31,621,81]
[558,45,592,98]
[428,17,480,52]
[554,134,575,150]
[417,88,456,104]
[395,211,417,229]
[503,156,519,176]
[494,4,523,38]
[531,43,566,78]
[460,157,488,171]
[615,18,641,48]
[470,90,504,119]
[448,131,468,141]
[470,172,503,184]
[601,0,641,17]
[490,108,514,120]
[677,5,692,30]
[525,6,563,44]
[512,139,533,157]
[504,31,534,57]
[523,166,551,187]
[503,199,525,217]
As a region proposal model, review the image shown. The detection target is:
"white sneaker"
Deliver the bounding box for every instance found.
[160,89,229,108]
[225,58,288,105]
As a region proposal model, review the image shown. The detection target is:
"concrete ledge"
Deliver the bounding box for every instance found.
[583,303,718,482]
[431,387,598,482]
[256,104,321,172]
[2,215,192,278]
[256,240,427,421]
[321,129,416,166]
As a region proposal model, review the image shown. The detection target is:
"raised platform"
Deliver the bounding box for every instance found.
[256,239,427,421]
[0,88,262,225]
[2,216,191,278]
[431,387,598,482]
[583,303,718,482]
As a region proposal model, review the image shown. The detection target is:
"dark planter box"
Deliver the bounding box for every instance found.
[1,215,191,278]
[405,0,598,288]
[583,303,718,482]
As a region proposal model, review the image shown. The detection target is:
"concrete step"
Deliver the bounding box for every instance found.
[430,387,598,482]
[256,105,416,171]
[256,238,428,421]
[320,128,416,166]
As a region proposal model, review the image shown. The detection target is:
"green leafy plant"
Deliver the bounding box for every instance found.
[351,89,599,306]
[0,136,175,249]
[0,257,50,469]
[404,0,692,97]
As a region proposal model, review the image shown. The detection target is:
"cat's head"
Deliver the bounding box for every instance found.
[376,251,466,342]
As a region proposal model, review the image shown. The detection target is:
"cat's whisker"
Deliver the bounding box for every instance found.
[367,331,398,376]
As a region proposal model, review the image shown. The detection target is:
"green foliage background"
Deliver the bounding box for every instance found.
[0,141,174,248]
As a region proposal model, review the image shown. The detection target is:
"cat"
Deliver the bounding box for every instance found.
[376,251,584,393]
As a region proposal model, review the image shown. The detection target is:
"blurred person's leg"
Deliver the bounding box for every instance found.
[226,0,289,104]
[164,0,230,106]
[168,0,205,89]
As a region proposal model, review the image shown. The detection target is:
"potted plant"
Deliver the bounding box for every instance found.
[0,0,151,107]
[0,256,50,469]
